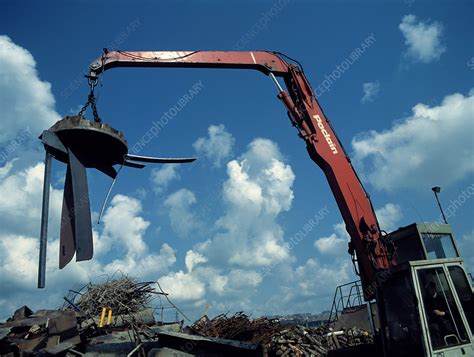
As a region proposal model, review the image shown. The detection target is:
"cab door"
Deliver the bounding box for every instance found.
[413,264,473,356]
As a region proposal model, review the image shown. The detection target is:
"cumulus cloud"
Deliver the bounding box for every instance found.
[158,270,206,302]
[361,81,380,103]
[196,138,295,268]
[0,37,179,320]
[314,223,348,255]
[185,250,207,273]
[226,269,262,291]
[158,265,262,307]
[193,124,235,167]
[266,258,353,315]
[102,242,176,278]
[99,195,177,277]
[352,89,474,191]
[314,203,402,255]
[0,159,18,179]
[102,194,150,255]
[0,162,63,237]
[164,188,201,238]
[376,203,403,231]
[0,36,59,150]
[399,14,446,63]
[294,259,351,298]
[156,138,294,311]
[150,164,179,194]
[0,38,169,318]
[0,191,177,319]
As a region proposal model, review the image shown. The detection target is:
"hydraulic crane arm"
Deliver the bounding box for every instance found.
[89,50,395,298]
[89,50,289,76]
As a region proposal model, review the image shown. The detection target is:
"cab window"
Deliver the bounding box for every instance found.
[418,267,469,349]
[448,266,474,332]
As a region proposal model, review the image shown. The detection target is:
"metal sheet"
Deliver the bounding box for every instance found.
[59,164,76,269]
[68,148,93,262]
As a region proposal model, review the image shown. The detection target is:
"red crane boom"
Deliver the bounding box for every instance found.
[89,50,395,297]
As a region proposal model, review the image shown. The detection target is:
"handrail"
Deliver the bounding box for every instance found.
[328,280,365,324]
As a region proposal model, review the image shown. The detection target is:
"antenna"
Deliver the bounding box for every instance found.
[431,186,448,224]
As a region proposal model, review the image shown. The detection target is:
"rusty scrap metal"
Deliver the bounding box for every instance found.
[1,278,374,356]
[68,276,155,316]
[0,277,186,356]
[189,312,374,356]
[190,312,281,345]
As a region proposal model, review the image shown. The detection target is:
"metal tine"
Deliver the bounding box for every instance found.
[97,164,124,224]
[38,152,52,288]
[125,154,196,164]
[59,163,76,269]
[68,148,93,262]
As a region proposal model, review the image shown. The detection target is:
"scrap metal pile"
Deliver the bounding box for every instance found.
[267,325,373,356]
[189,312,373,356]
[0,279,373,356]
[0,277,182,356]
[190,312,282,344]
[70,277,155,316]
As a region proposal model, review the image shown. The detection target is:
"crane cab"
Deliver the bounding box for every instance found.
[376,223,473,356]
[389,223,461,263]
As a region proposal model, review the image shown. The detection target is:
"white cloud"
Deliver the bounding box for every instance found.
[1,235,46,290]
[0,37,179,320]
[225,139,294,215]
[193,124,235,167]
[157,265,263,306]
[97,195,177,278]
[314,223,348,255]
[164,188,201,238]
[185,250,207,273]
[204,270,228,296]
[103,243,176,278]
[0,36,60,147]
[0,162,63,237]
[399,14,446,63]
[294,259,351,297]
[266,258,353,315]
[158,270,206,302]
[0,191,177,319]
[226,269,262,291]
[376,203,403,232]
[352,89,474,191]
[314,203,402,255]
[0,159,17,179]
[155,138,294,312]
[0,188,176,299]
[196,138,295,268]
[361,81,380,103]
[102,194,150,256]
[150,164,179,194]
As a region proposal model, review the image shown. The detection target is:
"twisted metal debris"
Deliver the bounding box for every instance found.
[190,312,281,344]
[69,276,155,316]
[1,280,374,356]
[189,312,373,356]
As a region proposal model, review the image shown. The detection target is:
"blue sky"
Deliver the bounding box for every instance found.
[0,0,473,321]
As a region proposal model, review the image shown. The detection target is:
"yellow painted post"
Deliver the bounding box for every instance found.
[99,307,106,328]
[106,309,113,326]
